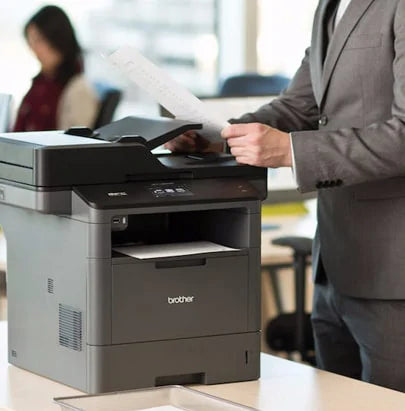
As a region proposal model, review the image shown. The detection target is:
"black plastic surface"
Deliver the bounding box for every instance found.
[95,116,202,149]
[0,116,266,189]
[74,178,264,209]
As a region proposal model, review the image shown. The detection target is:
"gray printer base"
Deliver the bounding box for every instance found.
[88,332,261,394]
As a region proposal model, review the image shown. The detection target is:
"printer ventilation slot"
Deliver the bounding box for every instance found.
[47,278,54,294]
[58,304,82,352]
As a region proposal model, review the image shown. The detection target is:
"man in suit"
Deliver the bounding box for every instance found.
[167,0,405,391]
[223,0,405,391]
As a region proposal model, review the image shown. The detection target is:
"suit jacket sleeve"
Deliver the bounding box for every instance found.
[230,48,320,132]
[292,1,405,193]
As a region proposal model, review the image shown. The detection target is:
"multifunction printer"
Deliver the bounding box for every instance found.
[0,116,267,393]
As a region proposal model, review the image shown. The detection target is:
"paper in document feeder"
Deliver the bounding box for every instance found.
[114,241,239,259]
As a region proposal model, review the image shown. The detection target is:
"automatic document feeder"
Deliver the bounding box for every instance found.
[0,116,267,393]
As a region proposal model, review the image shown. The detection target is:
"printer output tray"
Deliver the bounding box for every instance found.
[95,116,203,149]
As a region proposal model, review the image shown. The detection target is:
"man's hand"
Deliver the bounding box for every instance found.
[221,123,292,167]
[164,131,224,153]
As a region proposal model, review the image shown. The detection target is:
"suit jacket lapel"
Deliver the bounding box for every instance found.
[310,0,333,106]
[320,0,376,105]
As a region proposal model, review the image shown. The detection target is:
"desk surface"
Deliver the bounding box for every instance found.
[0,322,405,411]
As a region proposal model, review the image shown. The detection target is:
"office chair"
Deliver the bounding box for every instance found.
[92,82,122,129]
[218,73,290,97]
[265,236,315,364]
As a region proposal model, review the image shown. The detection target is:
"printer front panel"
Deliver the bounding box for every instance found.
[107,205,261,344]
[84,195,263,392]
[85,201,262,342]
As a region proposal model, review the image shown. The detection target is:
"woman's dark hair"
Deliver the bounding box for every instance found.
[24,5,83,84]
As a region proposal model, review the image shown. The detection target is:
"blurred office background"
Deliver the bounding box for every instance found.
[0,0,319,357]
[1,0,318,120]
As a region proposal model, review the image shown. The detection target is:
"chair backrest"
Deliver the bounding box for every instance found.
[0,93,12,133]
[92,82,122,129]
[219,73,291,97]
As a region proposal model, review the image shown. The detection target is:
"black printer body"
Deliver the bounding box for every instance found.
[0,116,267,393]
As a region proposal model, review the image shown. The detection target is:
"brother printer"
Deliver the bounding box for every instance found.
[0,116,267,393]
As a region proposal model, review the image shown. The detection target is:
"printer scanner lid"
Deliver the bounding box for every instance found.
[0,116,265,188]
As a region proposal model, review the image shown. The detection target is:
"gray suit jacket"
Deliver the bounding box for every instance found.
[237,0,405,299]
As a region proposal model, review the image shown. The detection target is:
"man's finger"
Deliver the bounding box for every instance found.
[164,134,196,151]
[184,130,198,138]
[221,123,253,139]
[234,156,250,165]
[178,134,197,143]
[226,136,249,148]
[230,146,251,157]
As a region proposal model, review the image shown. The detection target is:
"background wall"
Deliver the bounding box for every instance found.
[0,0,318,121]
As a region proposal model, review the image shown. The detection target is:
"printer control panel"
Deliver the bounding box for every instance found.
[74,177,263,209]
[148,182,193,198]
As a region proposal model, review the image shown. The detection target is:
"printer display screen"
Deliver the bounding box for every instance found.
[148,182,193,198]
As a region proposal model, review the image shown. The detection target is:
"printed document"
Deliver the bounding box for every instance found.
[108,46,229,141]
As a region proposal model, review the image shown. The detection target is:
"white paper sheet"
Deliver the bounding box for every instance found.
[108,46,229,141]
[0,130,108,146]
[114,241,238,260]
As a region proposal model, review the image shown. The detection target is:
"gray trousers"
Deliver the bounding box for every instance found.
[311,279,405,392]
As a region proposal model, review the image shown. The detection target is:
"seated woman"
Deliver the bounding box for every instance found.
[14,5,99,132]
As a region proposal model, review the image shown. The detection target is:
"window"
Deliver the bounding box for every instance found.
[0,1,318,122]
[257,0,319,77]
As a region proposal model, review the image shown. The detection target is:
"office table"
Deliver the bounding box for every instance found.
[1,322,405,411]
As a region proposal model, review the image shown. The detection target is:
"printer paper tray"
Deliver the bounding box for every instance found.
[111,253,250,344]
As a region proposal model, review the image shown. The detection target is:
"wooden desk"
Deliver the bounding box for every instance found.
[0,322,405,411]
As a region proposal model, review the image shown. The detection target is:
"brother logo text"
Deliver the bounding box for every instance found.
[168,296,195,304]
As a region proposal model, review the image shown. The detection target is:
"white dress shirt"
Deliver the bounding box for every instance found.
[335,0,352,28]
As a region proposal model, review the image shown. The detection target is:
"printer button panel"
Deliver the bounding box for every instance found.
[74,178,261,209]
[148,182,193,198]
